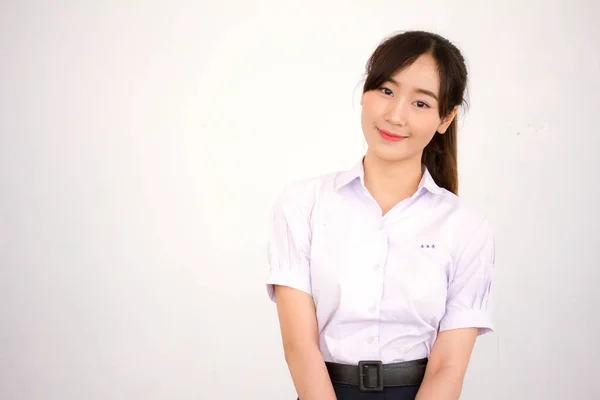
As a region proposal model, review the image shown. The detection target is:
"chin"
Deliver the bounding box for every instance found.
[368,145,411,162]
[368,143,415,162]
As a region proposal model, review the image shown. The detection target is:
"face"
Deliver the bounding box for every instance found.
[360,53,457,164]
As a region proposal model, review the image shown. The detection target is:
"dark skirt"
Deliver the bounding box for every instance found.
[298,383,420,400]
[332,382,420,399]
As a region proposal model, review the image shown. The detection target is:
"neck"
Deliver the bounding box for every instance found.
[362,150,423,201]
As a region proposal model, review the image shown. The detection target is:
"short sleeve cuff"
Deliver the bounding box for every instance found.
[439,309,494,336]
[266,268,312,302]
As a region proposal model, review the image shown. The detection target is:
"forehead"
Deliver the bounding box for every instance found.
[389,54,440,94]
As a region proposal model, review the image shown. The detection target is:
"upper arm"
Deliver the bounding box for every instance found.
[266,185,319,352]
[439,218,496,335]
[430,217,495,375]
[266,185,314,301]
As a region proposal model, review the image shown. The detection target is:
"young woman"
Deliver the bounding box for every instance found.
[266,30,495,400]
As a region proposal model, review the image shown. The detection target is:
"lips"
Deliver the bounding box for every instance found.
[378,128,407,142]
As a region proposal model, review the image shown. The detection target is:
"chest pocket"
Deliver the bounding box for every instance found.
[383,235,451,324]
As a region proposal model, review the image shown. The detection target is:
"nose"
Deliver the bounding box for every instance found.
[383,98,408,127]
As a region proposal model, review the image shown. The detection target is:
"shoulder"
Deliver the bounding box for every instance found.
[427,185,491,228]
[432,191,495,253]
[273,169,342,218]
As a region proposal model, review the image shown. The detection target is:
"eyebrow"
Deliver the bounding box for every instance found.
[386,78,439,101]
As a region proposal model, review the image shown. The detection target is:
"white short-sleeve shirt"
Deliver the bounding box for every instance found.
[266,159,495,365]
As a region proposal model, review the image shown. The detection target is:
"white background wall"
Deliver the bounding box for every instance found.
[1,1,599,399]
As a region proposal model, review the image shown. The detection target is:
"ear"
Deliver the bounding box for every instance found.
[437,106,458,134]
[360,92,365,106]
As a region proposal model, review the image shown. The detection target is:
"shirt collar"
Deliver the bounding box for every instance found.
[334,158,365,190]
[334,157,447,196]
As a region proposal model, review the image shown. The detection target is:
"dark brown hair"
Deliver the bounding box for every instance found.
[363,30,468,195]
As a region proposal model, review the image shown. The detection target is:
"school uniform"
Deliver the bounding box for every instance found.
[266,159,495,399]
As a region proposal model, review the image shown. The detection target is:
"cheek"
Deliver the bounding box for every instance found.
[361,94,385,119]
[361,100,376,119]
[360,104,378,131]
[410,112,441,140]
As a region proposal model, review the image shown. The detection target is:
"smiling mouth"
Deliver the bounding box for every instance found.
[377,128,408,142]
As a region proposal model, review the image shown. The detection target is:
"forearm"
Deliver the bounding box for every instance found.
[415,365,464,400]
[285,346,336,400]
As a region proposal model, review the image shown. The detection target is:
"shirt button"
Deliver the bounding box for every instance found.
[368,305,376,313]
[367,336,375,344]
[373,264,380,271]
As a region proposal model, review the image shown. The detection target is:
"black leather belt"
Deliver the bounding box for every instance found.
[325,358,428,392]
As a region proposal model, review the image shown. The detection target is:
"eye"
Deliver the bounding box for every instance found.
[414,101,430,109]
[379,87,393,96]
